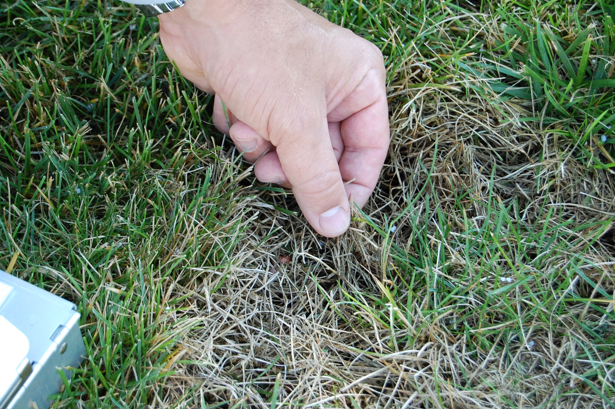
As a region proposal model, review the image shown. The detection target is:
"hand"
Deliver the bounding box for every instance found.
[158,0,389,237]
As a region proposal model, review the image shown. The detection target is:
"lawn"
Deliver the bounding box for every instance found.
[1,0,614,407]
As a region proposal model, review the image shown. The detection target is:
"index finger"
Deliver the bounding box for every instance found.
[272,110,351,238]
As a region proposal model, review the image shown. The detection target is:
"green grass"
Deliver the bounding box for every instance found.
[352,183,614,407]
[454,1,615,168]
[1,0,614,407]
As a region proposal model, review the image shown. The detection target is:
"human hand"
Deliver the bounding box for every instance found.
[158,0,389,237]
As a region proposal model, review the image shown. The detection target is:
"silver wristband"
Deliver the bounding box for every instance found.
[134,0,186,17]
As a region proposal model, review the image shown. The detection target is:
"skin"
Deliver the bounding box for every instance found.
[158,0,389,237]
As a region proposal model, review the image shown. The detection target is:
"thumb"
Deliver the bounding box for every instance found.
[272,115,351,238]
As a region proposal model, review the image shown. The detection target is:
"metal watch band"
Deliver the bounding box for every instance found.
[134,0,186,17]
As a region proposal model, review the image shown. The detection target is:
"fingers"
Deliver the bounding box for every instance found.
[331,69,390,208]
[254,151,289,187]
[339,97,389,208]
[253,121,343,186]
[213,95,273,162]
[273,114,350,237]
[229,121,274,162]
[213,67,388,239]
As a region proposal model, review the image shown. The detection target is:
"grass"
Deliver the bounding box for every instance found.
[1,0,614,407]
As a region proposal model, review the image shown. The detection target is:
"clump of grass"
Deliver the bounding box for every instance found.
[454,1,615,168]
[345,183,614,407]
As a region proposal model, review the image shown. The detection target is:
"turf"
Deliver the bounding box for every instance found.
[1,0,614,407]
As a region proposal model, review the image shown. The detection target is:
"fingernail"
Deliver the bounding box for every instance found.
[319,206,350,237]
[237,139,257,153]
